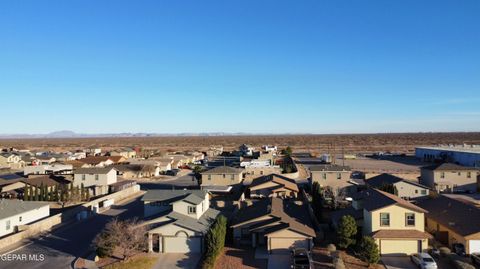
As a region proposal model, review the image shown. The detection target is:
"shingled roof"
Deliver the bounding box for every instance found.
[362,188,428,213]
[366,173,429,189]
[421,163,478,171]
[309,164,350,172]
[248,174,299,192]
[201,166,243,174]
[141,189,208,205]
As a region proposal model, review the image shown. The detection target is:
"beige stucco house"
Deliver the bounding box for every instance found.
[310,164,352,193]
[142,190,220,253]
[201,166,243,187]
[420,163,479,193]
[231,197,315,254]
[110,148,137,159]
[0,153,25,169]
[0,199,50,237]
[361,189,432,256]
[417,195,480,254]
[73,167,117,196]
[366,173,430,200]
[247,174,299,199]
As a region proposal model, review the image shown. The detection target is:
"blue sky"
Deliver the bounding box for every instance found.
[0,0,479,134]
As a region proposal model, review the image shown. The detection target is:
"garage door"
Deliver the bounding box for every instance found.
[469,240,480,254]
[163,235,202,253]
[380,240,419,256]
[270,238,309,254]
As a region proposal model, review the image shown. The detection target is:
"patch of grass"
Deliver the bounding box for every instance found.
[104,256,157,269]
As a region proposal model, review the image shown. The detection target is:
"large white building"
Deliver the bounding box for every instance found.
[416,145,480,167]
[0,199,50,237]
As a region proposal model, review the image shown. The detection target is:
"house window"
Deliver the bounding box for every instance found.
[208,175,211,180]
[260,171,264,175]
[415,190,418,194]
[337,173,341,180]
[380,213,390,226]
[82,175,86,180]
[458,172,461,176]
[322,173,326,180]
[188,206,196,214]
[231,174,234,180]
[6,220,11,230]
[406,213,415,226]
[223,174,226,179]
[440,172,445,179]
[95,175,99,181]
[421,190,427,195]
[467,172,471,178]
[19,216,22,222]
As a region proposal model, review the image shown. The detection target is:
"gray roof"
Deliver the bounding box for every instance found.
[0,199,49,220]
[309,164,350,172]
[201,166,243,175]
[163,208,220,233]
[141,189,207,205]
[421,163,478,171]
[366,173,430,189]
[74,167,116,174]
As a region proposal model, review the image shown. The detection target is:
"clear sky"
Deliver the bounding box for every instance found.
[0,0,479,134]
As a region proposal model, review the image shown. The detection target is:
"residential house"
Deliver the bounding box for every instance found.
[35,156,57,165]
[239,144,255,156]
[417,195,480,254]
[0,174,26,199]
[359,188,431,256]
[110,148,137,159]
[366,173,430,200]
[309,164,353,194]
[73,167,117,196]
[77,156,126,167]
[247,174,299,199]
[231,197,316,253]
[85,147,101,156]
[206,145,223,157]
[262,145,277,153]
[114,164,159,179]
[0,199,50,237]
[0,153,25,169]
[201,166,243,187]
[420,163,479,193]
[142,190,220,253]
[23,175,71,193]
[24,164,73,176]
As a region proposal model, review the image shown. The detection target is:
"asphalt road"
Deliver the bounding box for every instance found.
[0,196,143,269]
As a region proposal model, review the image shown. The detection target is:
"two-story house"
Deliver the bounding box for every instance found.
[0,153,25,169]
[73,167,117,196]
[309,164,353,194]
[142,190,220,253]
[420,163,479,193]
[366,173,430,200]
[201,166,243,187]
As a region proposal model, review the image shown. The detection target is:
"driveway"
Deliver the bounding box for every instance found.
[382,256,416,269]
[152,253,201,269]
[268,254,291,269]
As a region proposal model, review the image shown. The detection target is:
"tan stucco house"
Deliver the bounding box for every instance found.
[201,166,243,187]
[247,174,299,199]
[366,173,430,200]
[142,190,220,253]
[230,197,315,254]
[420,163,479,193]
[310,164,352,194]
[417,195,480,254]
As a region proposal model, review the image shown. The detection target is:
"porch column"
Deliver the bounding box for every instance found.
[148,233,153,253]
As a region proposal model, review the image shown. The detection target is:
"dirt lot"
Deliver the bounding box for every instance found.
[214,246,267,269]
[1,133,479,154]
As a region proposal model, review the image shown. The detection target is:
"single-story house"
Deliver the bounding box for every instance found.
[0,199,50,237]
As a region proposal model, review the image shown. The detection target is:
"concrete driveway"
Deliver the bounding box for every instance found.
[153,253,201,269]
[382,256,417,269]
[268,254,291,269]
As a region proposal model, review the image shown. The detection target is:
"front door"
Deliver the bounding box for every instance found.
[418,240,422,252]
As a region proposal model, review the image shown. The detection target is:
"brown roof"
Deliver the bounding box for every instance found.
[248,174,299,193]
[64,160,86,168]
[417,195,480,237]
[78,156,124,165]
[363,188,428,213]
[23,175,70,187]
[231,197,315,237]
[372,229,432,239]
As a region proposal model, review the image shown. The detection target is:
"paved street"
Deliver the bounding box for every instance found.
[0,195,143,269]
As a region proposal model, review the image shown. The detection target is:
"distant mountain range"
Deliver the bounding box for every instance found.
[0,130,295,139]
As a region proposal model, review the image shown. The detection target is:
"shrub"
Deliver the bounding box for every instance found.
[333,256,346,269]
[327,244,337,254]
[357,236,380,265]
[439,247,451,257]
[202,215,227,269]
[337,215,357,249]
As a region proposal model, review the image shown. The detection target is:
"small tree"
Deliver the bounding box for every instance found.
[23,184,30,201]
[34,186,40,201]
[337,215,357,249]
[358,236,380,265]
[193,165,204,186]
[203,215,227,269]
[282,146,293,157]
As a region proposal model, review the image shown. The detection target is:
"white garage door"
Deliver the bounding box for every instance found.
[469,240,480,254]
[270,238,309,254]
[163,236,202,253]
[380,240,419,256]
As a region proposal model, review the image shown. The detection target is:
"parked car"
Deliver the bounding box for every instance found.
[165,170,178,176]
[411,253,438,269]
[471,252,480,265]
[452,243,466,256]
[428,248,440,259]
[291,248,312,269]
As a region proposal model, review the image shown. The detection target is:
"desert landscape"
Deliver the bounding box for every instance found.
[1,132,480,154]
